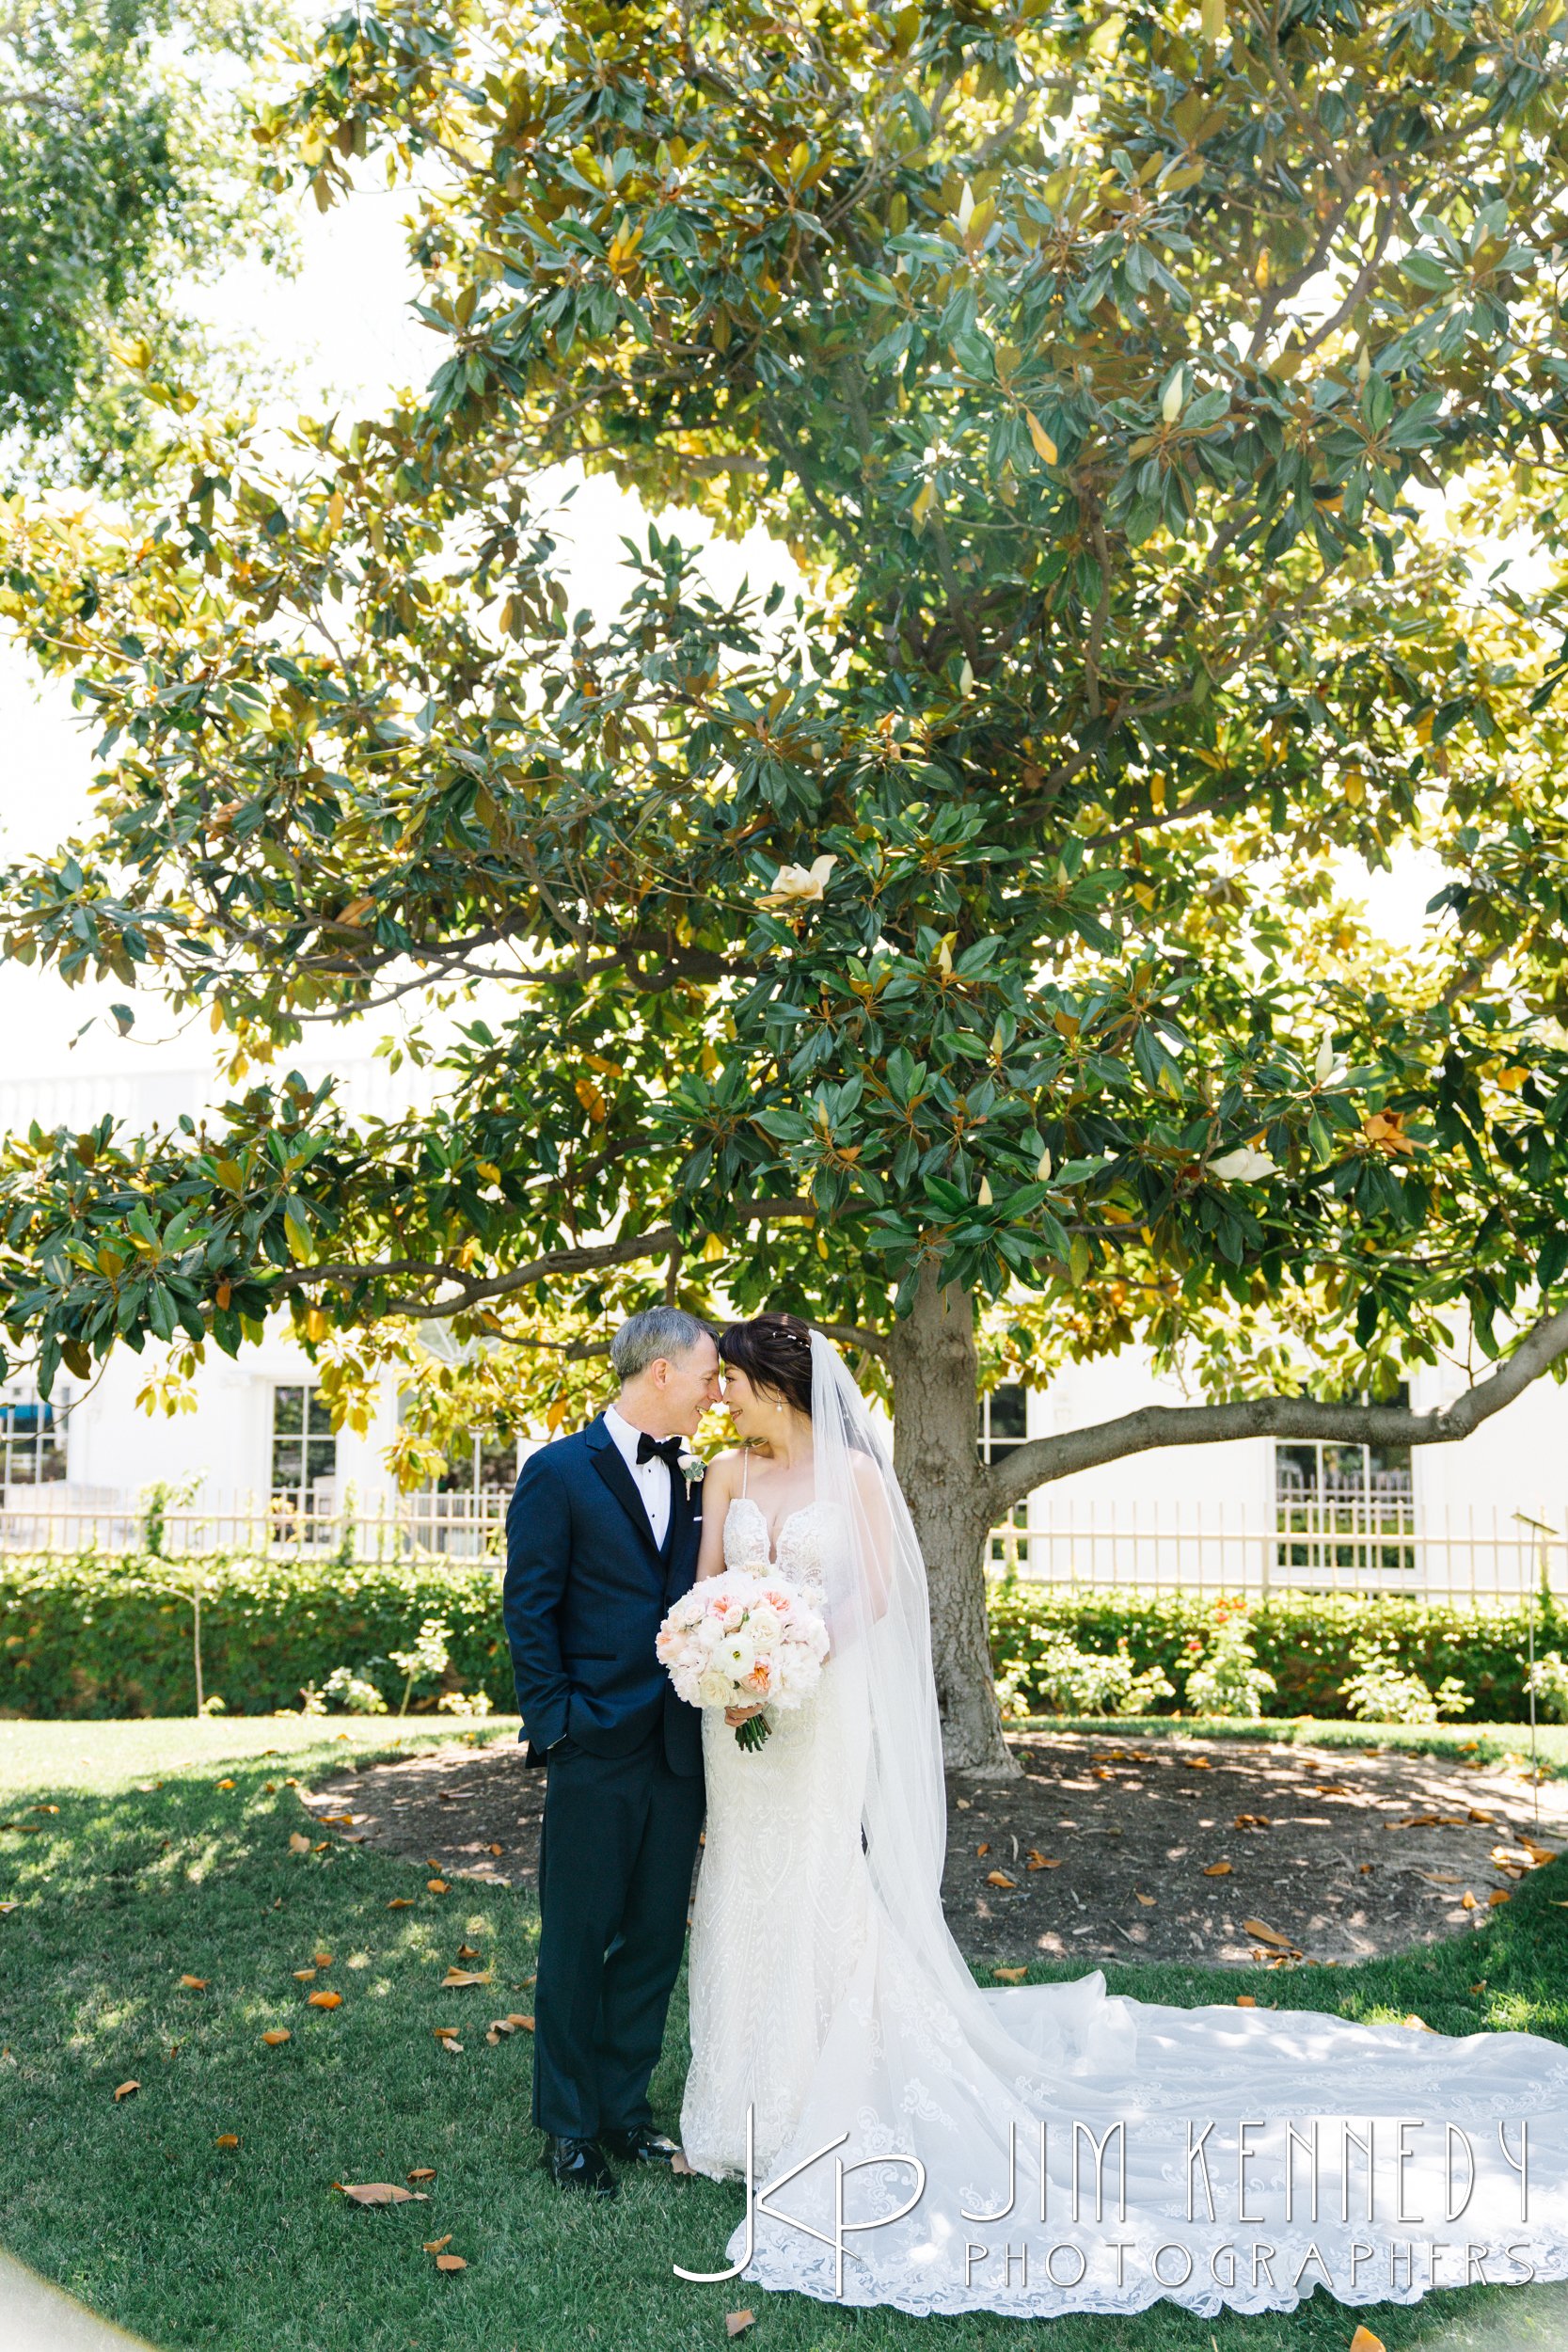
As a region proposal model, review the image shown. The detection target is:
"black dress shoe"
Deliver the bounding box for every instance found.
[600,2124,682,2166]
[544,2134,618,2197]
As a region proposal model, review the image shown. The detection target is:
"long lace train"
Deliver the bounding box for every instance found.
[678,1450,1568,2319]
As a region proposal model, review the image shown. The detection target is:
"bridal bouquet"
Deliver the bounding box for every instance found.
[657,1571,828,1750]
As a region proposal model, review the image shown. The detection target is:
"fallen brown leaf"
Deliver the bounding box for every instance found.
[307,1990,342,2009]
[488,1843,503,1856]
[435,2253,467,2272]
[1183,1756,1212,1770]
[1201,1861,1232,1876]
[427,1880,450,1894]
[984,1869,1018,1889]
[1488,1889,1512,1906]
[288,1833,311,1853]
[726,2314,754,2339]
[337,2182,428,2205]
[293,1968,317,1981]
[1348,2327,1386,2352]
[114,2080,139,2101]
[179,1974,208,1990]
[313,1950,333,1966]
[1461,1891,1478,1909]
[214,2134,239,2148]
[408,2168,436,2183]
[1402,2015,1433,2032]
[261,2028,291,2045]
[423,2234,451,2253]
[1133,1892,1156,1908]
[506,2013,535,2032]
[1242,1918,1299,1952]
[455,1943,481,1960]
[1234,1994,1257,2007]
[992,1965,1027,1982]
[1024,1851,1060,1870]
[386,1898,414,1909]
[671,2150,695,2175]
[216,1779,235,1790]
[975,1841,990,1857]
[441,1968,491,1988]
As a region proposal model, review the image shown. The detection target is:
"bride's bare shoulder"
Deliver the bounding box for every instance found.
[704,1448,748,1491]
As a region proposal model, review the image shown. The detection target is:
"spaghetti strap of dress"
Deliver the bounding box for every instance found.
[740,1448,748,1498]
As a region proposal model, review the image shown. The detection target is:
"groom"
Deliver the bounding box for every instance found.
[503,1306,720,2198]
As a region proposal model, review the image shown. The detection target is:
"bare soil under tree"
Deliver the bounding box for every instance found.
[301,1724,1565,1973]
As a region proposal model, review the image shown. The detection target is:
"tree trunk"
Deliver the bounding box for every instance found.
[888,1265,1019,1778]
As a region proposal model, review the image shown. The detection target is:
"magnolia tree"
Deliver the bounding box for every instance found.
[5,0,1568,1770]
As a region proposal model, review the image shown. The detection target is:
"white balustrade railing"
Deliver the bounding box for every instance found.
[0,1483,1560,1603]
[989,1495,1563,1602]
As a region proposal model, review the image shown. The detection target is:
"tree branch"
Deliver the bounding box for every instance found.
[282,1200,816,1319]
[982,1302,1568,1513]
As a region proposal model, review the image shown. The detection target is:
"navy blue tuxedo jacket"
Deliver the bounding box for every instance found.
[502,1414,704,1775]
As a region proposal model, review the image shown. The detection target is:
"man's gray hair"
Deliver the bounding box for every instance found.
[610,1306,714,1385]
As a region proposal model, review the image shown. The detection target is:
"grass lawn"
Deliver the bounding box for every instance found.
[0,1718,1565,2352]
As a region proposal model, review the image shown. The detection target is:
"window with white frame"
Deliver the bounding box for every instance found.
[0,1383,68,1486]
[271,1384,337,1502]
[979,1383,1030,1564]
[1275,1383,1415,1576]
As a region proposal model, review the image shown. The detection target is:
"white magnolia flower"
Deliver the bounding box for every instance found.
[757,853,836,910]
[1210,1146,1278,1181]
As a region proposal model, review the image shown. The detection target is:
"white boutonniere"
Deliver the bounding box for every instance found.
[678,1448,706,1491]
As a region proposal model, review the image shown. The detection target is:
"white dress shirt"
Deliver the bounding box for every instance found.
[603,1400,673,1549]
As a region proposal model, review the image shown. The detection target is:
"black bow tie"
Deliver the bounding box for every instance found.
[636,1431,684,1469]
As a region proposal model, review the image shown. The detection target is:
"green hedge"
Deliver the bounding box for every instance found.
[1,1551,1560,1724]
[989,1576,1565,1724]
[0,1553,517,1720]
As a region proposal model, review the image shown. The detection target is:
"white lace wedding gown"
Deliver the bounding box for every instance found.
[679,1489,1568,2321]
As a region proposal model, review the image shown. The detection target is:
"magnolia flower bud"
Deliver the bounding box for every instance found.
[977,1176,993,1206]
[1161,369,1184,423]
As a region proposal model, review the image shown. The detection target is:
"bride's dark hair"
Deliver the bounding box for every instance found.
[719,1311,814,1416]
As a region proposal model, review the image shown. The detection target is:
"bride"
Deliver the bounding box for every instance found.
[676,1311,1568,2320]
